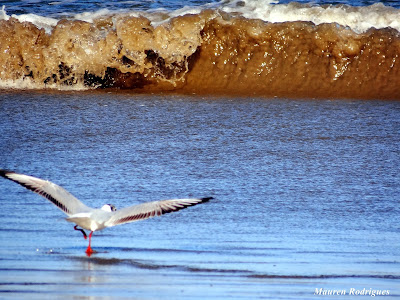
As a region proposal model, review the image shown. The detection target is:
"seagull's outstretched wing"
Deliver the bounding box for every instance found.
[0,169,92,216]
[105,197,213,227]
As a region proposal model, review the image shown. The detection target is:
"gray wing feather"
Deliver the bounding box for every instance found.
[0,170,92,216]
[105,197,212,227]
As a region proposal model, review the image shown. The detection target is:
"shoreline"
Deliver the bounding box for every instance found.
[1,85,400,101]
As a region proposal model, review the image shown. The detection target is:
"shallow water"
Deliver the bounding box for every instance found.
[0,91,399,299]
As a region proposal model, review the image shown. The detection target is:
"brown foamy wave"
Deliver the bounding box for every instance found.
[0,13,208,89]
[1,11,400,99]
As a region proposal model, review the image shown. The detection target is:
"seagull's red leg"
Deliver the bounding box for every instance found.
[85,231,94,256]
[74,225,87,239]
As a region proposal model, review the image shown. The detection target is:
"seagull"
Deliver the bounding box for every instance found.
[0,169,212,256]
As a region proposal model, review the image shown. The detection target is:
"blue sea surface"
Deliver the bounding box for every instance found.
[2,0,400,16]
[0,91,399,299]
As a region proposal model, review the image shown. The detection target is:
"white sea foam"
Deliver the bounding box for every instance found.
[1,0,400,34]
[0,77,91,91]
[1,5,58,33]
[12,13,58,32]
[74,8,114,23]
[0,5,9,20]
[220,0,400,33]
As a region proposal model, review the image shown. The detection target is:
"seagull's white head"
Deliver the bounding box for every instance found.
[101,204,117,212]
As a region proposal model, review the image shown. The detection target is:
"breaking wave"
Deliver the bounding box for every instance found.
[1,0,400,99]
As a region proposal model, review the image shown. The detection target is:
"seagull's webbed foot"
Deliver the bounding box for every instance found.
[86,246,94,256]
[74,225,88,240]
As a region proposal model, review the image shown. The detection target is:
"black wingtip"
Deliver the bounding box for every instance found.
[201,197,214,202]
[0,169,14,178]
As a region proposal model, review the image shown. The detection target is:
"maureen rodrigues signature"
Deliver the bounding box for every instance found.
[314,288,390,297]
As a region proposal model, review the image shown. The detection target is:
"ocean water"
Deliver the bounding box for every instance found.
[1,0,400,298]
[1,0,400,98]
[0,91,399,299]
[2,0,400,16]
